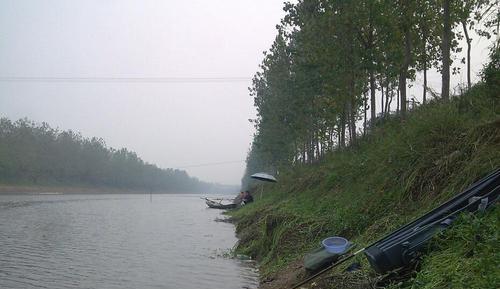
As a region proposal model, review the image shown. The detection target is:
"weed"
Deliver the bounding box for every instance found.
[230,85,500,285]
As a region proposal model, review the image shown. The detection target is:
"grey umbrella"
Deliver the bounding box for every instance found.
[250,172,277,200]
[250,172,277,183]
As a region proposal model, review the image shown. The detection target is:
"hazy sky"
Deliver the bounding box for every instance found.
[0,0,494,185]
[0,0,288,185]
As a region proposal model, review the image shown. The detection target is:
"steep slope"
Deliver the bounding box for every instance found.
[231,76,499,288]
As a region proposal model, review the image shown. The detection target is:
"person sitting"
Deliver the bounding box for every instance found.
[233,191,244,205]
[242,191,253,205]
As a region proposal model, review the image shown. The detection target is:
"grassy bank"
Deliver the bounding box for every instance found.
[230,80,499,288]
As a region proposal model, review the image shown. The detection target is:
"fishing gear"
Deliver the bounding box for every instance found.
[365,168,499,273]
[291,247,365,289]
[290,168,499,288]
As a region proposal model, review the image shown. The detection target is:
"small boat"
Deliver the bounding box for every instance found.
[204,198,238,209]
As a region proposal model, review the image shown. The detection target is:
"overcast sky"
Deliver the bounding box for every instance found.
[0,0,494,186]
[0,0,289,185]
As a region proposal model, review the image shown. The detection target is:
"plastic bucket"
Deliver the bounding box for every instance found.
[322,236,349,254]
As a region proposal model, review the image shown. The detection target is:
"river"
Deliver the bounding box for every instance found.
[0,194,258,289]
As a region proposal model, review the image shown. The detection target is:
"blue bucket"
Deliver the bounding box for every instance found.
[322,236,349,254]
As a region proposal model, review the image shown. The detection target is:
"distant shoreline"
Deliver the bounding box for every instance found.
[0,185,205,195]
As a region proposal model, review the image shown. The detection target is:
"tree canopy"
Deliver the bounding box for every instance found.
[0,118,225,193]
[242,0,499,188]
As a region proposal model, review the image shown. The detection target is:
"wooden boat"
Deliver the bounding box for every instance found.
[204,198,238,209]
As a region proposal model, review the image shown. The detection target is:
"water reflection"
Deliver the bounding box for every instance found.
[0,194,259,289]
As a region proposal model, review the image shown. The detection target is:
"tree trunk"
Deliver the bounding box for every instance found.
[442,0,451,100]
[315,133,321,160]
[329,128,334,151]
[399,71,407,114]
[400,22,411,115]
[397,85,400,112]
[363,91,367,136]
[340,111,346,148]
[387,87,394,112]
[302,143,306,164]
[308,133,314,163]
[422,30,428,104]
[423,61,427,104]
[293,139,300,164]
[368,9,376,125]
[346,101,354,145]
[347,110,352,144]
[370,71,376,122]
[349,97,357,144]
[461,20,471,90]
[337,125,341,149]
[348,58,357,144]
[381,79,384,117]
[385,81,390,113]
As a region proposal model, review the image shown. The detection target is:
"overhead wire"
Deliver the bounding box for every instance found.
[0,76,252,83]
[173,159,246,169]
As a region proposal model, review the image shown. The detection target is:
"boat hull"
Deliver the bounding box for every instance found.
[205,198,238,209]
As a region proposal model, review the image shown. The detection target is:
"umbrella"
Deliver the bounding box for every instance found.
[251,172,277,183]
[250,172,277,200]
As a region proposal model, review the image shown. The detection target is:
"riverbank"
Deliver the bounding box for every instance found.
[230,79,499,288]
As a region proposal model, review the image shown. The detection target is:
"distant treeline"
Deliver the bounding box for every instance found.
[0,118,226,193]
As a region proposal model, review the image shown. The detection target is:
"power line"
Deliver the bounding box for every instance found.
[174,159,246,169]
[0,76,252,83]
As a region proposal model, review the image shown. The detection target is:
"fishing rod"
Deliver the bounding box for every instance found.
[290,209,453,289]
[291,169,499,289]
[200,197,234,201]
[291,194,498,289]
[290,247,366,289]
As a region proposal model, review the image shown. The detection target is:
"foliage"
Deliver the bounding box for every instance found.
[482,45,500,93]
[242,0,497,188]
[386,208,499,289]
[0,118,219,192]
[231,74,499,287]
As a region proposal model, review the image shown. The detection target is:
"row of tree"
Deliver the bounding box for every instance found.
[0,118,223,192]
[243,0,498,186]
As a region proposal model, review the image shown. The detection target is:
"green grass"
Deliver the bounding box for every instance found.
[387,208,499,289]
[230,80,500,286]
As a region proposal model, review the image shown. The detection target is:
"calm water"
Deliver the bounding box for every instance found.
[0,194,258,289]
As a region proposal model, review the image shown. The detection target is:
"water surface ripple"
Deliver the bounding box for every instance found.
[0,194,258,289]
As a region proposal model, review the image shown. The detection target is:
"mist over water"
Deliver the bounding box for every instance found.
[0,194,258,289]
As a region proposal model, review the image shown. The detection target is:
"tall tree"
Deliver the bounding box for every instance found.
[442,0,452,100]
[243,0,496,186]
[396,0,417,114]
[456,0,496,90]
[415,0,441,104]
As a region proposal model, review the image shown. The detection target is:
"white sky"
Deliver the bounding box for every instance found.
[0,0,495,185]
[0,0,287,185]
